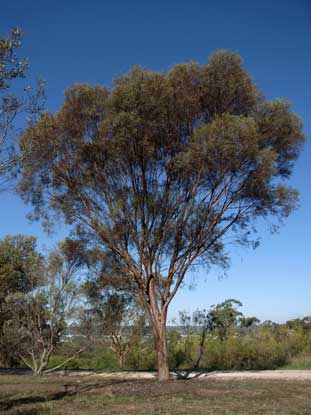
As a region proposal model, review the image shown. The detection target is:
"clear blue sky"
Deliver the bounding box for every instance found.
[1,0,310,322]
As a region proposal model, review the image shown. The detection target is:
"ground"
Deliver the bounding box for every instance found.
[1,372,311,415]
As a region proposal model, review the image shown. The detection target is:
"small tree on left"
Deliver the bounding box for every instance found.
[2,237,90,375]
[0,234,43,367]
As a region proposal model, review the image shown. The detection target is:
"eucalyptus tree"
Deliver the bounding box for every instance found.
[19,50,305,380]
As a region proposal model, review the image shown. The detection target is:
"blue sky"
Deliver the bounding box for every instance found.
[1,0,310,322]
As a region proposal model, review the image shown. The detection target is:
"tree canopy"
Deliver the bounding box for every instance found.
[19,50,306,380]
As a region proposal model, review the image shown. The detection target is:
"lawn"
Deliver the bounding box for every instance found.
[1,374,311,415]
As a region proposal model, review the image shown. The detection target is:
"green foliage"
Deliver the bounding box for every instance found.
[169,303,311,372]
[40,322,311,373]
[0,234,42,296]
[48,348,119,371]
[209,299,243,341]
[46,339,157,371]
[0,28,28,89]
[124,343,156,371]
[38,300,311,373]
[281,354,311,370]
[168,330,187,369]
[202,329,290,370]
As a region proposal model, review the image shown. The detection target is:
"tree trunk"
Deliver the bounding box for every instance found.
[33,367,43,376]
[119,354,124,370]
[154,319,170,381]
[142,274,170,381]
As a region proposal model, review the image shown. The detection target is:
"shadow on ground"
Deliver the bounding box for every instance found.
[0,380,127,413]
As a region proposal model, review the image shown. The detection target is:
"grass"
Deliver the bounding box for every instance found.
[1,374,311,414]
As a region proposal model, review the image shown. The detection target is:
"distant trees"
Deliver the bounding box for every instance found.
[208,299,243,341]
[0,28,44,192]
[175,301,311,372]
[19,50,305,380]
[286,317,311,332]
[239,316,260,329]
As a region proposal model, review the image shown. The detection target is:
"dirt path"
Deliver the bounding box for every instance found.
[207,370,311,380]
[1,368,311,380]
[53,369,311,380]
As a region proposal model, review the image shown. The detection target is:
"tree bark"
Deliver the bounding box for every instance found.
[154,318,170,381]
[140,273,171,381]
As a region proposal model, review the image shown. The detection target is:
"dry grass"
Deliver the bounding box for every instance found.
[0,374,311,414]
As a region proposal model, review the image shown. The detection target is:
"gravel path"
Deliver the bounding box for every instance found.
[52,369,311,380]
[1,368,311,380]
[207,370,311,380]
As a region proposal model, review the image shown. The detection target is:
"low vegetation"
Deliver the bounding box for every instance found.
[46,317,311,373]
